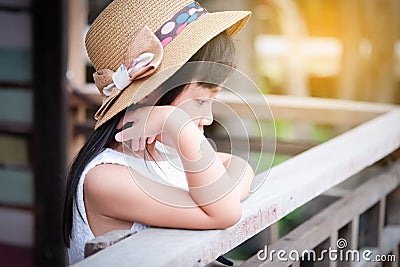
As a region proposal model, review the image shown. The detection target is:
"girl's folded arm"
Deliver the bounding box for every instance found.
[84,163,241,234]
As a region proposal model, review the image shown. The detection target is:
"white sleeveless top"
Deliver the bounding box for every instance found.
[68,142,188,265]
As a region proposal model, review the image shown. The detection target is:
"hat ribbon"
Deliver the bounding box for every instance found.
[93,25,164,120]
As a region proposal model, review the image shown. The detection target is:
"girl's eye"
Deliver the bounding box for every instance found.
[197,99,208,105]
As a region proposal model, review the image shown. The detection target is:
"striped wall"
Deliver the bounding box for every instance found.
[0,0,34,250]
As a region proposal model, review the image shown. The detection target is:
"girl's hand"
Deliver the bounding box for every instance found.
[115,105,190,151]
[115,106,168,151]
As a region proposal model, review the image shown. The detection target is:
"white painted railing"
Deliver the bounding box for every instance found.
[71,95,400,267]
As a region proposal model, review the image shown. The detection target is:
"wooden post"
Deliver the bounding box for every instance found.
[68,0,87,88]
[267,0,308,96]
[391,245,399,267]
[360,0,398,103]
[330,231,338,267]
[33,0,68,265]
[378,197,386,248]
[337,0,362,100]
[339,0,399,103]
[198,0,257,92]
[68,0,89,161]
[350,216,359,267]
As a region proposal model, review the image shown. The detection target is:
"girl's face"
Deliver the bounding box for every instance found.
[171,83,219,134]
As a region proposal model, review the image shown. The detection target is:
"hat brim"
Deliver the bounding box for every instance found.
[95,10,251,129]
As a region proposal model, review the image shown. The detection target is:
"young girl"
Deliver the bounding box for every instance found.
[63,0,253,264]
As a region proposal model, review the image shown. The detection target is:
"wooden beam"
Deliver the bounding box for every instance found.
[0,82,32,89]
[208,137,316,156]
[0,5,31,13]
[0,122,32,135]
[32,0,68,265]
[84,230,137,258]
[213,92,396,126]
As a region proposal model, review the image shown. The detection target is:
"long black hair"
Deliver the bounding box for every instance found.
[63,30,235,247]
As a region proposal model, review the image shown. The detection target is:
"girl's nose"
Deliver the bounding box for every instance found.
[199,116,213,126]
[199,106,214,126]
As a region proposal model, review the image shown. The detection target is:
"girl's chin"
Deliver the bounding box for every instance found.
[155,134,163,143]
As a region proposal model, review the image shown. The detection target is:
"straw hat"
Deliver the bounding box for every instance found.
[85,0,251,129]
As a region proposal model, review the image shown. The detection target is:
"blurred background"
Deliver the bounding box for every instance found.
[0,0,399,266]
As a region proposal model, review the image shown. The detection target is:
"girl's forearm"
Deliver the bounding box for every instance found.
[219,154,254,201]
[163,109,242,226]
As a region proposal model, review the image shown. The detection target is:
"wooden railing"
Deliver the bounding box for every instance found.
[70,92,400,267]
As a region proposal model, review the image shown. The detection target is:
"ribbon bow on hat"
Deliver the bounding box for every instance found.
[93,26,164,120]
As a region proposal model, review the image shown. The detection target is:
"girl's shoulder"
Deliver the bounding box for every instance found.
[83,149,132,195]
[83,147,154,185]
[89,147,146,167]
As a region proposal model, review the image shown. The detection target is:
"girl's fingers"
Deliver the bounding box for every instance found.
[115,132,123,142]
[116,128,137,142]
[131,138,139,152]
[147,135,156,144]
[139,137,146,151]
